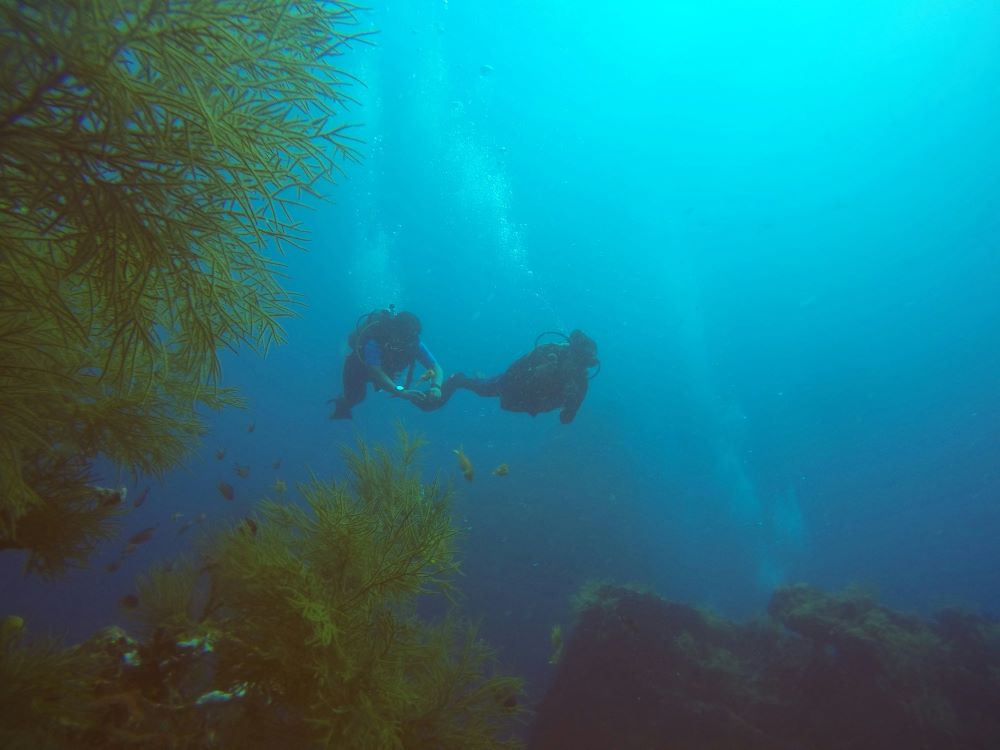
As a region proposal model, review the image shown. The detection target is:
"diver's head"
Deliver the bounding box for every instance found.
[568,329,598,367]
[386,311,421,351]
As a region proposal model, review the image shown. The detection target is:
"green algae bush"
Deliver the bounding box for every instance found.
[0,434,525,749]
[0,0,364,573]
[0,615,101,750]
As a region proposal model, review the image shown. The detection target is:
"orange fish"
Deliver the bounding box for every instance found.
[218,481,235,501]
[132,486,150,508]
[128,527,156,545]
[453,447,474,481]
[98,486,125,507]
[215,448,226,460]
[492,463,509,477]
[120,594,139,610]
[234,464,250,478]
[419,368,436,383]
[241,517,258,537]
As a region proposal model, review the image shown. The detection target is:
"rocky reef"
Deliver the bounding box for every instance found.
[529,583,1000,749]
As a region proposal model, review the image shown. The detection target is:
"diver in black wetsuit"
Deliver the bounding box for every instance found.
[437,330,599,424]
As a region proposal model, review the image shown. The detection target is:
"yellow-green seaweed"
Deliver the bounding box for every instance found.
[0,434,524,749]
[0,0,365,573]
[0,616,100,750]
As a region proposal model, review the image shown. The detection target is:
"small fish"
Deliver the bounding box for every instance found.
[128,527,156,545]
[272,458,282,470]
[171,512,185,523]
[105,559,122,573]
[241,517,258,537]
[246,421,255,433]
[419,368,436,383]
[97,486,126,507]
[197,513,207,523]
[234,464,250,478]
[120,594,139,610]
[215,448,226,460]
[492,463,509,477]
[100,493,121,508]
[453,446,474,482]
[218,481,235,501]
[132,486,150,508]
[494,687,518,710]
[272,479,287,495]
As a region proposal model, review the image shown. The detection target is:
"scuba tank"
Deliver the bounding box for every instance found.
[532,330,601,379]
[347,305,395,354]
[346,305,418,385]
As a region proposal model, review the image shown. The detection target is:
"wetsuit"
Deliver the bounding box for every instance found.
[333,339,436,419]
[440,342,589,423]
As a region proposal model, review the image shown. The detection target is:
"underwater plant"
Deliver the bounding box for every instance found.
[0,0,364,573]
[184,432,523,748]
[1,433,524,748]
[0,615,101,750]
[0,435,524,748]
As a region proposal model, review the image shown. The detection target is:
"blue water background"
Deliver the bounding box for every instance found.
[3,0,1000,701]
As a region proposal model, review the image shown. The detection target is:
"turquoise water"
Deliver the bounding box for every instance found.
[4,0,999,702]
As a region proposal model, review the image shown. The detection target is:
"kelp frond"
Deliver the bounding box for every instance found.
[131,556,208,635]
[0,617,99,747]
[118,433,524,749]
[0,437,523,748]
[0,0,363,572]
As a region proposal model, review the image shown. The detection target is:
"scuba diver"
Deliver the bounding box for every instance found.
[438,329,599,424]
[330,306,444,420]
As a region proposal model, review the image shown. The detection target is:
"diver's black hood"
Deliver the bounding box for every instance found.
[568,329,598,365]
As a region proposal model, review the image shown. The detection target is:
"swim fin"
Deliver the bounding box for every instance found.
[330,398,353,420]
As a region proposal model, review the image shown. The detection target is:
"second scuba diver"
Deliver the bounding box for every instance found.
[435,329,599,424]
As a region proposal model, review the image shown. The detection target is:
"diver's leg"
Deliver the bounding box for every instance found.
[408,393,441,412]
[416,373,466,411]
[445,372,504,398]
[331,356,368,419]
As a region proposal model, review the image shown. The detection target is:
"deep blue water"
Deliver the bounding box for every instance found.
[4,0,1000,703]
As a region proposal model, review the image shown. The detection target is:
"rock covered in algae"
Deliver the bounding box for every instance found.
[528,583,1000,750]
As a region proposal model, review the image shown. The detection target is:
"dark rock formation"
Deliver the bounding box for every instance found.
[529,583,1000,750]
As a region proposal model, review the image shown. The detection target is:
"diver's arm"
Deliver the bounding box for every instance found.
[428,355,444,398]
[370,366,432,403]
[361,340,399,394]
[418,343,444,400]
[559,373,589,424]
[368,364,401,394]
